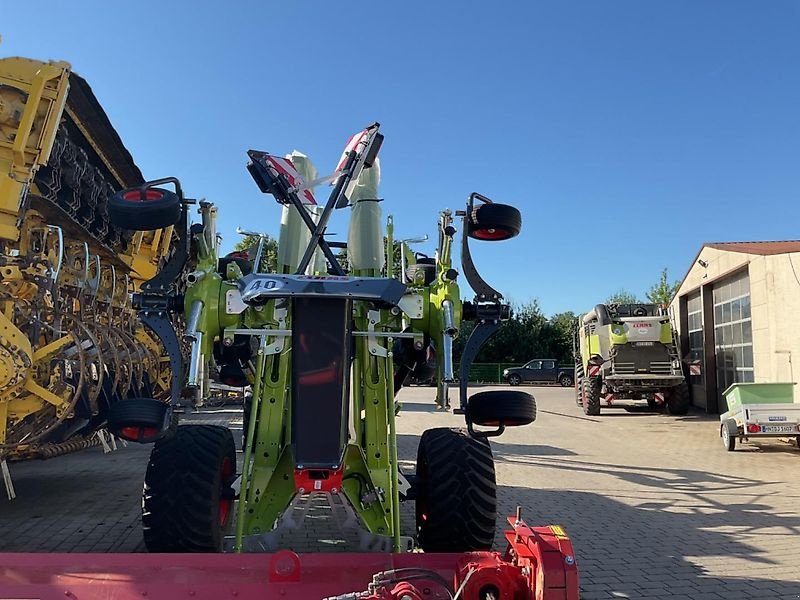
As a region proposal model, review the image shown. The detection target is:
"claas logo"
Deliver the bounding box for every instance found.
[633,323,652,328]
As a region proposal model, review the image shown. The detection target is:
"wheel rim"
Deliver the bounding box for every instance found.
[510,375,520,386]
[722,426,729,448]
[219,456,233,526]
[471,227,513,241]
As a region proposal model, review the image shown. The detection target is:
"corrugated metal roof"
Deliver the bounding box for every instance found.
[705,241,800,255]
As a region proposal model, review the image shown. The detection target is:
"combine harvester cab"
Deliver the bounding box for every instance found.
[574,302,690,416]
[0,57,180,489]
[1,118,580,599]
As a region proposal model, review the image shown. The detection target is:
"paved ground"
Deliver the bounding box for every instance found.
[2,385,800,598]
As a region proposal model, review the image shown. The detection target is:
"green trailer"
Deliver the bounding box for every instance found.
[719,382,800,451]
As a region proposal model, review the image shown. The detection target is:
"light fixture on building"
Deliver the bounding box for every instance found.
[697,259,708,268]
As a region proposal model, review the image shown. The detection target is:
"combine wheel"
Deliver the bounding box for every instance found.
[143,424,236,552]
[574,362,584,406]
[108,187,181,231]
[582,377,601,416]
[666,382,691,415]
[467,203,521,241]
[415,428,496,552]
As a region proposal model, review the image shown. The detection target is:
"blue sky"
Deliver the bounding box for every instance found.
[4,1,800,315]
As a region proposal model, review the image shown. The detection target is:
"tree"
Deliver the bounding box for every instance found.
[233,234,278,273]
[606,289,641,304]
[647,268,681,305]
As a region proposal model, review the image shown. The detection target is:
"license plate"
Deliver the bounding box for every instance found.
[760,425,796,434]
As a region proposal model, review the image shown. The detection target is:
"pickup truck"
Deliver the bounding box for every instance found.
[503,360,575,387]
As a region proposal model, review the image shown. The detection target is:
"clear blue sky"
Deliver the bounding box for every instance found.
[4,1,800,316]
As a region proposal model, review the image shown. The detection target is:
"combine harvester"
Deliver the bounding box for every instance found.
[0,57,180,494]
[1,57,579,600]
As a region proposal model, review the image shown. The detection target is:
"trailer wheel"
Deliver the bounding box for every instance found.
[143,424,236,552]
[415,428,496,552]
[468,203,521,241]
[582,377,601,416]
[559,374,573,387]
[108,187,181,231]
[721,419,737,451]
[666,382,690,415]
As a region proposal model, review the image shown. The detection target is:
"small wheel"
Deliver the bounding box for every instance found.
[721,420,737,452]
[108,187,181,231]
[467,389,537,427]
[107,398,171,443]
[559,374,573,387]
[467,203,521,241]
[415,428,496,552]
[143,424,236,552]
[508,374,522,386]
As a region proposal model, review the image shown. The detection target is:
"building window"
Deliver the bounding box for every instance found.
[687,292,703,384]
[713,270,753,399]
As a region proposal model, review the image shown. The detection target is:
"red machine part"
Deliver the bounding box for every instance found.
[294,466,344,493]
[0,516,578,600]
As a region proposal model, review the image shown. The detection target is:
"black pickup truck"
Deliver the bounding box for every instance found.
[503,359,575,387]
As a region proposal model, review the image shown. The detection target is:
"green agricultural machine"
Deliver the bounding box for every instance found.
[11,123,581,599]
[574,303,690,416]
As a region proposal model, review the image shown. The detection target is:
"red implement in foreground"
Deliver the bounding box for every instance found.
[0,517,578,600]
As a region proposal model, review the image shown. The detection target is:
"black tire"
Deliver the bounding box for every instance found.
[582,377,601,416]
[143,424,236,552]
[508,374,522,386]
[467,390,537,427]
[574,362,584,407]
[415,428,496,552]
[467,203,521,241]
[107,398,170,442]
[559,374,573,387]
[666,382,690,415]
[406,263,436,285]
[721,419,737,452]
[108,187,181,231]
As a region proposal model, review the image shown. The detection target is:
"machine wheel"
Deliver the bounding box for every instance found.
[108,187,181,231]
[467,203,521,241]
[721,419,737,452]
[107,398,170,442]
[559,374,574,387]
[467,390,537,427]
[142,424,236,552]
[507,374,522,386]
[582,377,601,416]
[666,382,691,415]
[574,363,584,406]
[415,428,496,552]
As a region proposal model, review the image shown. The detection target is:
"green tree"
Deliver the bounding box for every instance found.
[548,311,577,364]
[606,289,641,304]
[233,234,278,273]
[646,268,681,305]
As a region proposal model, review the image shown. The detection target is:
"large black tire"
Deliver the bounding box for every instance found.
[574,362,584,407]
[415,428,496,552]
[108,187,181,231]
[467,203,521,241]
[467,390,537,427]
[666,382,690,415]
[582,377,601,416]
[142,425,236,552]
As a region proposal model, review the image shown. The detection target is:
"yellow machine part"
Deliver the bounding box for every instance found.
[0,56,177,459]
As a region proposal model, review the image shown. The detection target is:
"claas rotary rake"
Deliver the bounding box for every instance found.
[1,106,579,598]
